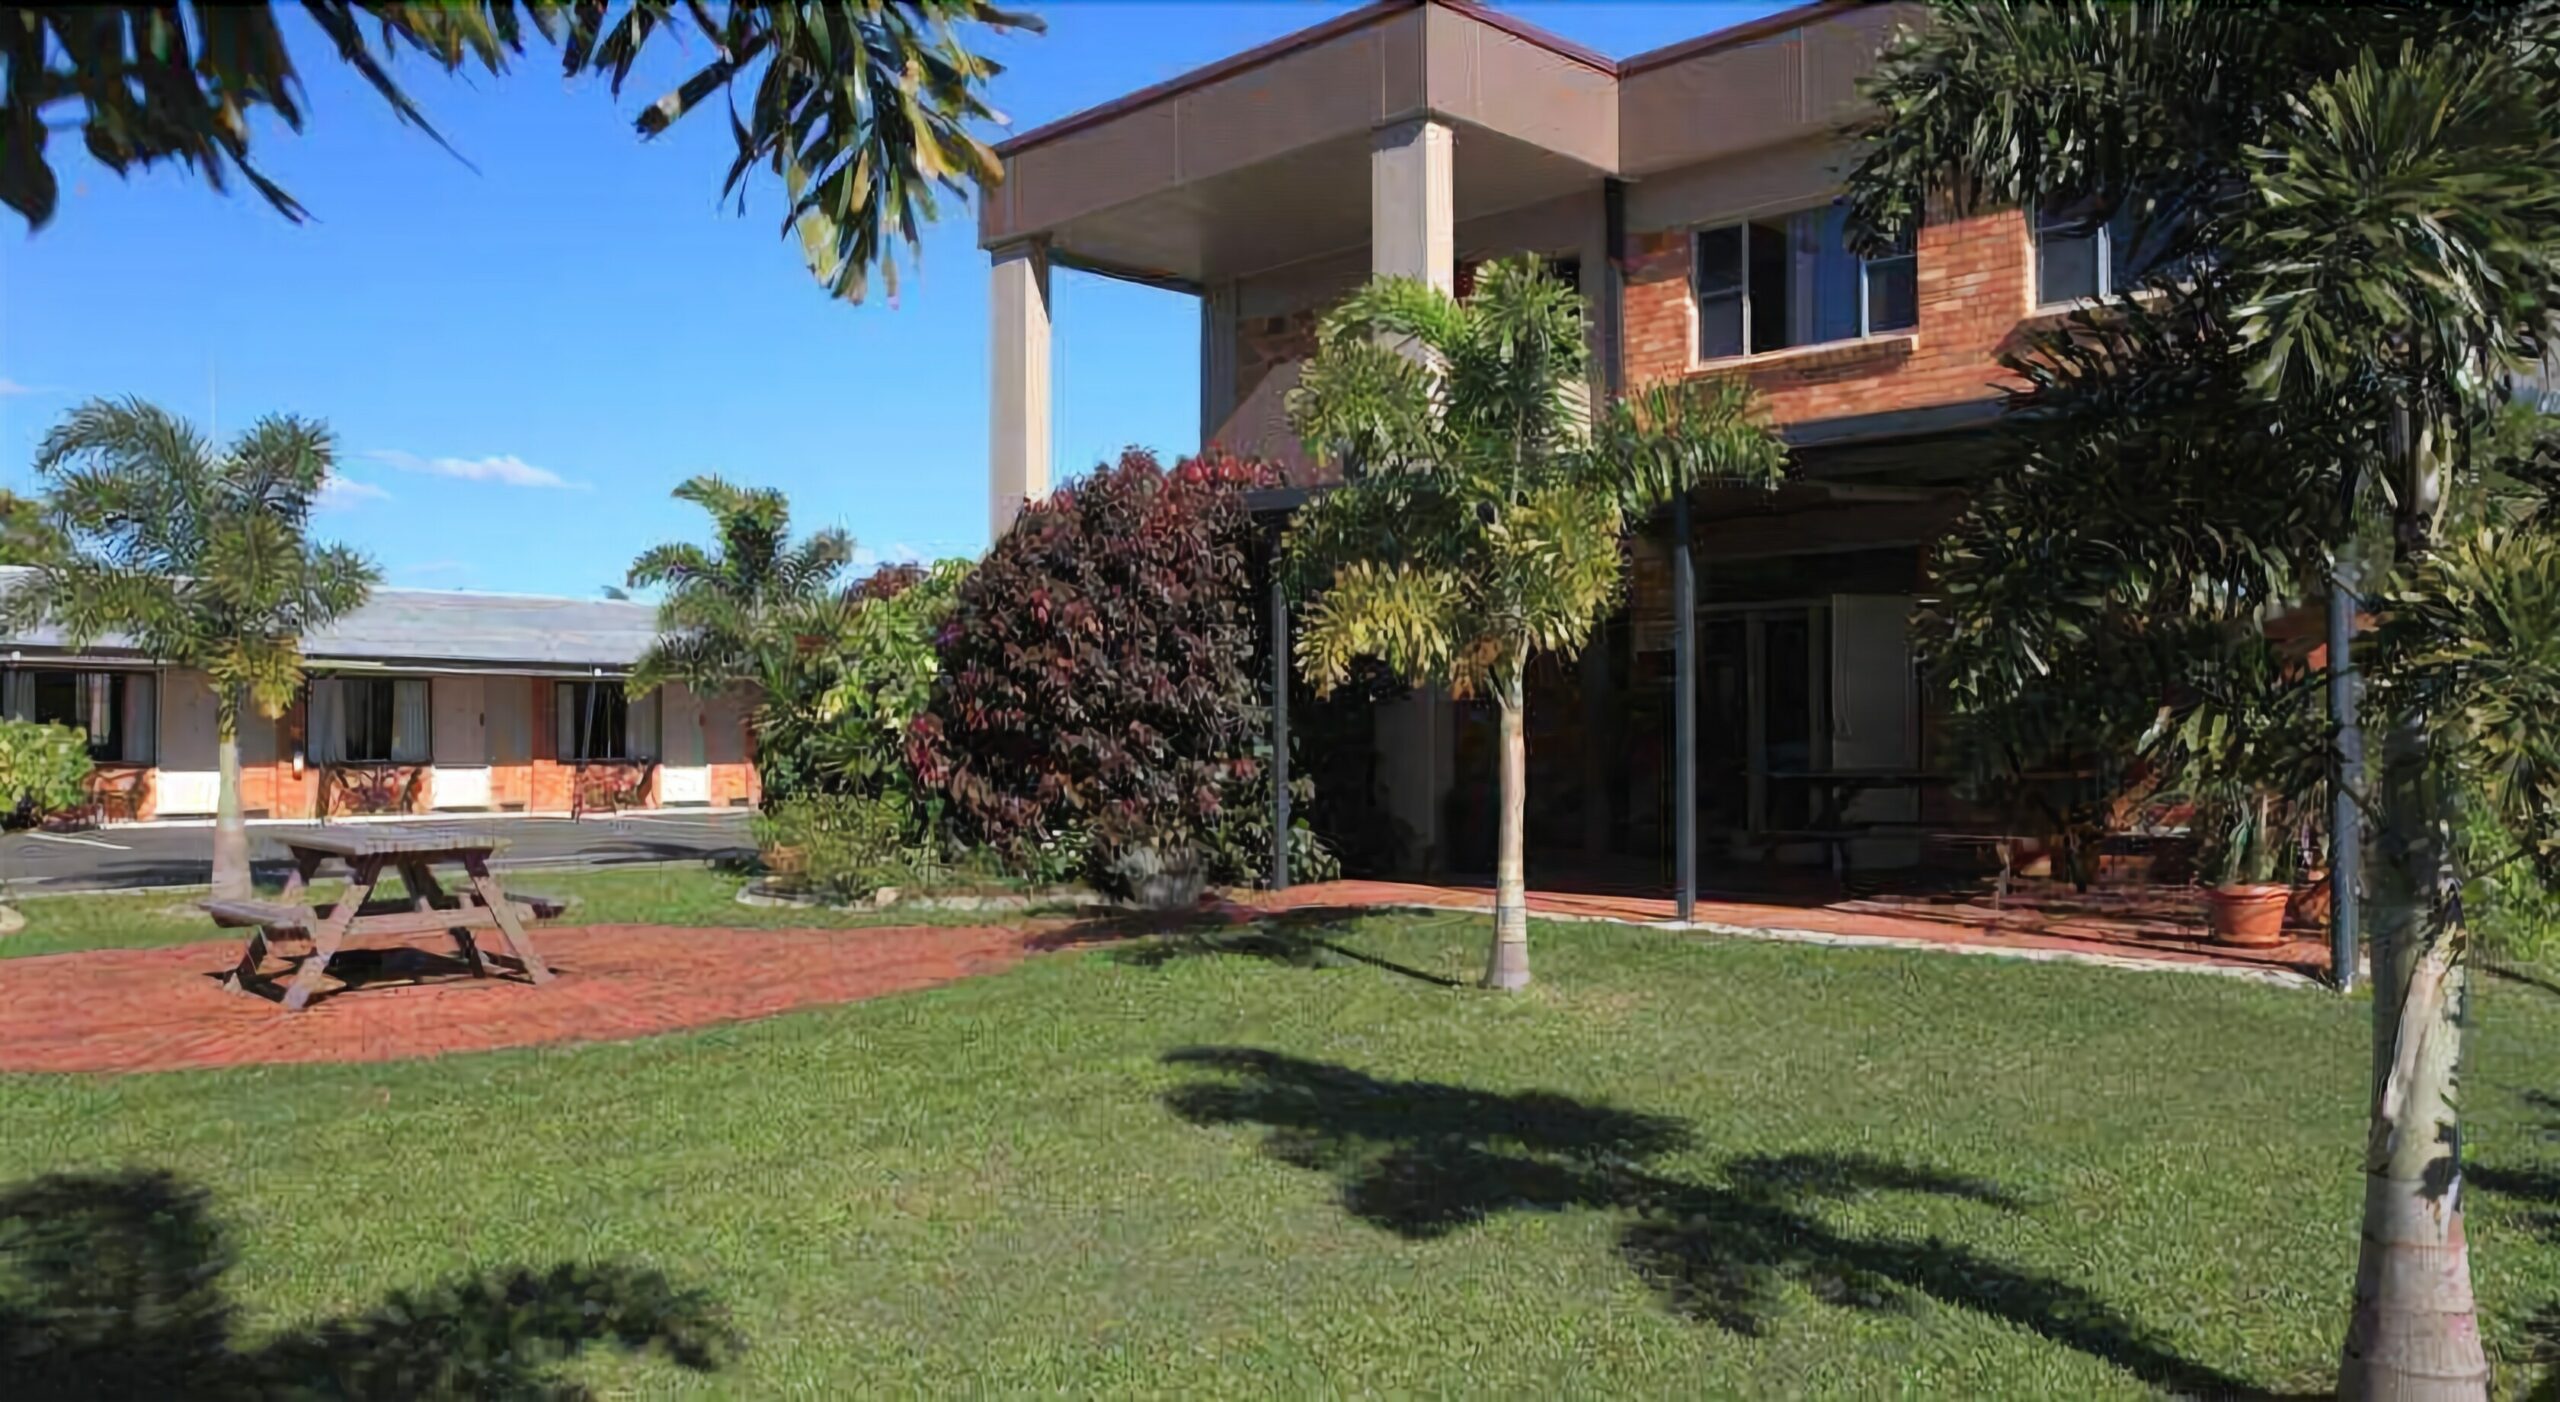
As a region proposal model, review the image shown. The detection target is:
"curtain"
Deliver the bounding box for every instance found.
[555,683,578,761]
[390,678,430,763]
[118,672,155,764]
[1,671,30,723]
[81,675,111,745]
[307,678,346,765]
[629,688,660,762]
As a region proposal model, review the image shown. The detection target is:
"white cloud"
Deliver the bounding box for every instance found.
[318,475,392,509]
[368,449,584,490]
[0,378,51,397]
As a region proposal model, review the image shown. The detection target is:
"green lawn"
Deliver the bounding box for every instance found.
[5,905,2560,1396]
[0,863,1007,962]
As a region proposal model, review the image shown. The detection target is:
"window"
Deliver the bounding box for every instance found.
[557,681,635,762]
[1693,201,1916,361]
[311,677,429,764]
[2035,196,2183,305]
[1,669,155,763]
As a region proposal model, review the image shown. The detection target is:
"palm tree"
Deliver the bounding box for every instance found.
[626,475,856,803]
[10,398,378,898]
[1285,257,1786,990]
[1846,7,2560,1394]
[2,2,1039,304]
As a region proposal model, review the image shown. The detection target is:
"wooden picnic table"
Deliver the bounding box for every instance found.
[204,825,560,1012]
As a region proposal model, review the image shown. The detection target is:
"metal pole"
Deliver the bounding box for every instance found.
[1673,494,1697,922]
[1271,556,1292,892]
[2329,553,2363,993]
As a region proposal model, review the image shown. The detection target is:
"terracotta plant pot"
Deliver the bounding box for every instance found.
[763,845,808,879]
[2288,870,2331,929]
[2207,882,2291,947]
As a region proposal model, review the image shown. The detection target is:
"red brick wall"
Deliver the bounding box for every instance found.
[1621,207,2036,424]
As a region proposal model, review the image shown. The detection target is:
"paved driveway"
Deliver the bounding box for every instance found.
[0,810,756,894]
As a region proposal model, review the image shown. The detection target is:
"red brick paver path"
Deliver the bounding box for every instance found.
[0,922,1068,1075]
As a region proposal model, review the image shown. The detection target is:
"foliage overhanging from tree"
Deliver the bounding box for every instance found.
[3,1,1039,302]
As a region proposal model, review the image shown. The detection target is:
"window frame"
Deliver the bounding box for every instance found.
[558,680,636,763]
[10,668,154,764]
[2034,196,2186,307]
[334,676,430,765]
[1691,202,1919,364]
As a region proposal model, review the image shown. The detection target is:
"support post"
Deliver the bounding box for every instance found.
[1202,281,1239,452]
[988,239,1053,539]
[2330,553,2363,993]
[1673,494,1698,922]
[1371,117,1456,296]
[1271,545,1292,892]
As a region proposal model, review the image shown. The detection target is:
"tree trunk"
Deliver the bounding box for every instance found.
[2337,698,2487,1400]
[210,687,250,901]
[1484,669,1530,991]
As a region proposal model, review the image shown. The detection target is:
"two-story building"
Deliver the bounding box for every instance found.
[981,0,2083,882]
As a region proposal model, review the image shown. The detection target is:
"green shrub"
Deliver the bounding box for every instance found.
[0,721,92,825]
[751,793,918,903]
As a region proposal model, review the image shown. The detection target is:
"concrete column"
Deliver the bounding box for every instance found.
[987,239,1052,538]
[1371,117,1455,293]
[1369,117,1457,872]
[1200,280,1239,452]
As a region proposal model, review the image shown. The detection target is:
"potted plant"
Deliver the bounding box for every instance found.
[2197,787,2294,946]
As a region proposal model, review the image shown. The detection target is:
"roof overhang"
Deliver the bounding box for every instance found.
[979,1,1916,286]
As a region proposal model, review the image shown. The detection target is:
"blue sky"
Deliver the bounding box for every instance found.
[0,2,1781,597]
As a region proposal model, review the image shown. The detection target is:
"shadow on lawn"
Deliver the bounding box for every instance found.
[1039,906,1463,987]
[1162,1048,2272,1397]
[0,1168,739,1400]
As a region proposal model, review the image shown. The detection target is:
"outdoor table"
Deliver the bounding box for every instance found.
[204,825,558,1011]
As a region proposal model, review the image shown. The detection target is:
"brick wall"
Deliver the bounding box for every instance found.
[1621,207,2036,424]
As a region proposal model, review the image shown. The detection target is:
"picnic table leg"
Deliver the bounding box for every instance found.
[221,927,271,995]
[281,846,323,903]
[399,859,490,979]
[280,854,381,1012]
[461,853,553,985]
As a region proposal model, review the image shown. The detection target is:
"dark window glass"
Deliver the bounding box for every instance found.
[560,682,631,762]
[26,670,134,762]
[342,679,398,763]
[1867,257,1918,332]
[1747,219,1792,353]
[1694,226,1744,359]
[2035,196,2104,304]
[1699,204,1921,358]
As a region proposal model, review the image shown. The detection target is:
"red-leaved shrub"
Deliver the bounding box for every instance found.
[908,448,1274,881]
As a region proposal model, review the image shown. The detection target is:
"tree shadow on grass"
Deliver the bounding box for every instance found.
[1162,1048,2273,1397]
[0,1169,739,1400]
[1034,906,1464,987]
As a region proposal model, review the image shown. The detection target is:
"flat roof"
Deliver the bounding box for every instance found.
[994,0,1872,159]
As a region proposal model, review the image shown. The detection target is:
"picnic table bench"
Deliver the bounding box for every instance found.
[206,825,561,1011]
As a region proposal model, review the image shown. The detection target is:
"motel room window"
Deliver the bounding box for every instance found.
[2035,195,2184,305]
[0,669,156,763]
[308,677,429,764]
[1693,201,1915,361]
[557,681,652,762]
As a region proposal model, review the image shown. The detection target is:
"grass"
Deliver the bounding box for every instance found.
[5,906,2560,1396]
[0,862,1017,961]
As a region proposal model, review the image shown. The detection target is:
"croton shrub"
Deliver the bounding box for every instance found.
[910,448,1274,889]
